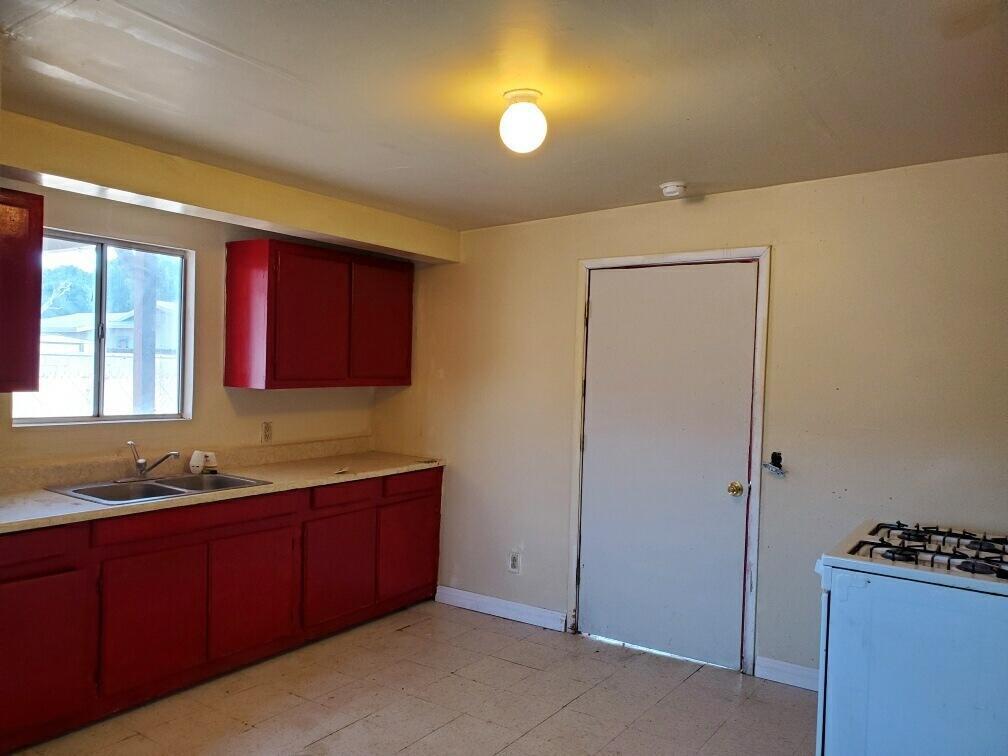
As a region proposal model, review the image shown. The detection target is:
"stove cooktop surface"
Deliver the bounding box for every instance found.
[820,520,1008,595]
[854,522,1008,578]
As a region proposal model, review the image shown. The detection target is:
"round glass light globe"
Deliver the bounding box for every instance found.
[499,101,547,153]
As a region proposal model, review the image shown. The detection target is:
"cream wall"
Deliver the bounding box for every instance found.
[373,153,1008,669]
[0,179,374,465]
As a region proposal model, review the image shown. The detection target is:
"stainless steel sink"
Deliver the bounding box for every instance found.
[154,474,268,492]
[71,481,182,503]
[51,474,270,506]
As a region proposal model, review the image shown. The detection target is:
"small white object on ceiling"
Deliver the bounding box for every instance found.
[659,181,686,198]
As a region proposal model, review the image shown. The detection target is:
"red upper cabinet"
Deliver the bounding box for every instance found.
[274,247,351,383]
[350,259,413,382]
[225,239,412,388]
[0,189,43,392]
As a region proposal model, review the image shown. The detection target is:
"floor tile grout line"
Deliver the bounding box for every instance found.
[390,708,463,754]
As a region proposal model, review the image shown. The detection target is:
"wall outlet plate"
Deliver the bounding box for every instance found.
[261,420,273,444]
[508,550,522,574]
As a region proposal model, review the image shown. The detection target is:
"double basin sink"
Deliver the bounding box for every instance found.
[52,474,271,506]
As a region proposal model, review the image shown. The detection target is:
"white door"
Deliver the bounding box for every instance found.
[578,261,758,669]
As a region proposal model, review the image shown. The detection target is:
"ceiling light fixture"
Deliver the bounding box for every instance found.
[499,89,547,154]
[659,181,687,198]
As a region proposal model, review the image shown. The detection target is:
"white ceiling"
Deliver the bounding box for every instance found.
[2,0,1006,230]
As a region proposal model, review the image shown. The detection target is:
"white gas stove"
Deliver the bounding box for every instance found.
[815,520,1008,755]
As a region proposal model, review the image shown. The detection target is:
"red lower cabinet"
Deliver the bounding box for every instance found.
[0,570,96,734]
[101,544,208,694]
[303,507,377,626]
[377,494,441,600]
[3,467,443,751]
[209,527,298,658]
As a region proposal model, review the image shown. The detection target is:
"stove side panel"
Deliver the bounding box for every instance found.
[822,568,1008,754]
[815,569,830,756]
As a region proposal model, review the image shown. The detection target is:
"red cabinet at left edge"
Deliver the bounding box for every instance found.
[224,239,414,388]
[0,189,43,392]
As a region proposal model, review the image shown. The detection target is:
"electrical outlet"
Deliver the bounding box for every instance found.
[261,420,273,444]
[508,550,522,574]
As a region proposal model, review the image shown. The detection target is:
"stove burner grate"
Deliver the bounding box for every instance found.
[882,547,918,562]
[966,538,1008,553]
[955,559,997,575]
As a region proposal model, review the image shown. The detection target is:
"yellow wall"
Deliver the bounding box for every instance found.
[373,153,1008,669]
[0,111,460,263]
[0,179,374,464]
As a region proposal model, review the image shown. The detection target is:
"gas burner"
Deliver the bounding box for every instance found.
[955,559,996,575]
[882,546,918,562]
[966,538,1008,552]
[896,528,931,543]
[997,567,1008,581]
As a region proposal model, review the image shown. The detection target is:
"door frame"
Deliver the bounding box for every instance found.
[567,246,771,675]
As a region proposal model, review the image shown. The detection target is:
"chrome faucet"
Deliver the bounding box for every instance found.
[126,441,180,478]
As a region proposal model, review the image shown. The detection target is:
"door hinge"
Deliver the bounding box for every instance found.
[584,299,590,324]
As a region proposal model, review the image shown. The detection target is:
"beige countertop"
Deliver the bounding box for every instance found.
[0,451,443,535]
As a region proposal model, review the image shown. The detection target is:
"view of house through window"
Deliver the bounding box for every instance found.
[12,234,186,422]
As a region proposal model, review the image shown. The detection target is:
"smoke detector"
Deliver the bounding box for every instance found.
[659,181,686,199]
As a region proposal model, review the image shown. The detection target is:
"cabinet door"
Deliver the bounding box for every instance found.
[0,189,43,392]
[101,545,207,694]
[377,495,440,600]
[209,527,297,658]
[304,508,377,626]
[349,259,413,382]
[273,246,351,384]
[0,570,96,733]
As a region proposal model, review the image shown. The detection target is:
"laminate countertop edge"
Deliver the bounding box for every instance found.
[0,451,444,535]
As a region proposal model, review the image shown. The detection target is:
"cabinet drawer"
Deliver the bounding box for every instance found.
[0,523,88,568]
[312,478,381,510]
[92,490,306,546]
[382,468,442,498]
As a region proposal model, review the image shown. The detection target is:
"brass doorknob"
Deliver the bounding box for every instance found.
[727,481,745,497]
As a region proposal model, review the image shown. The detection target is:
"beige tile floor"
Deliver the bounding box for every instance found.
[20,601,816,755]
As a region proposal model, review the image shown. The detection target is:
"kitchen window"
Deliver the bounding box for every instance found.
[12,232,188,424]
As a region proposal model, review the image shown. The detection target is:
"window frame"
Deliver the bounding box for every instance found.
[13,229,190,426]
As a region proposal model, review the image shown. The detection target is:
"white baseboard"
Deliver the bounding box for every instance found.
[435,586,567,631]
[754,656,818,691]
